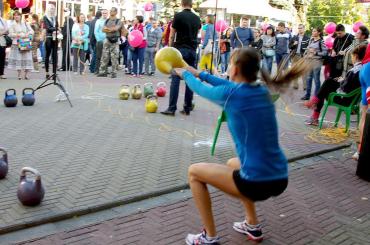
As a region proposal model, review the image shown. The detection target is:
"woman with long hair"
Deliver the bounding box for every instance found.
[220,27,232,76]
[173,48,312,245]
[42,4,58,79]
[8,10,34,80]
[31,14,41,72]
[301,27,327,101]
[261,26,276,74]
[71,13,89,75]
[131,15,147,78]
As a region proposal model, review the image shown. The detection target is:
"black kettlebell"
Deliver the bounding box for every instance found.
[17,167,45,206]
[22,88,35,106]
[4,89,18,107]
[0,147,8,179]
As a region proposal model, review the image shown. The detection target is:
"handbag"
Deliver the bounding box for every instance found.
[203,40,213,55]
[18,23,32,51]
[263,49,275,57]
[4,35,12,47]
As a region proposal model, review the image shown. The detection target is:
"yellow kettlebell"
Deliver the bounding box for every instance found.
[145,95,158,113]
[154,47,188,74]
[131,84,142,99]
[119,85,130,100]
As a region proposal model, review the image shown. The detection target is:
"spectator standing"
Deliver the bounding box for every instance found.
[89,11,102,73]
[342,25,369,76]
[97,7,122,78]
[84,13,93,63]
[199,15,217,73]
[94,9,108,75]
[230,16,254,49]
[250,29,263,53]
[301,27,327,100]
[0,12,9,79]
[330,24,354,78]
[8,10,34,80]
[131,15,147,77]
[42,4,58,79]
[161,0,201,116]
[289,24,310,89]
[275,22,291,69]
[60,10,74,71]
[119,26,129,70]
[220,27,232,76]
[71,14,89,75]
[144,19,162,76]
[261,26,276,74]
[30,14,41,73]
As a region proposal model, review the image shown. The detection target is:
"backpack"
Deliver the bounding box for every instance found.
[105,18,120,43]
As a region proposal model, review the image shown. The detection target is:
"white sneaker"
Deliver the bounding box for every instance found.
[185,230,220,245]
[55,92,68,102]
[233,221,263,242]
[352,151,359,161]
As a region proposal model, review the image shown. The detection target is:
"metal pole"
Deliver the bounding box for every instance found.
[209,0,218,75]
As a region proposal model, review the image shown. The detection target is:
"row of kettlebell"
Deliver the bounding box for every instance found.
[119,82,166,100]
[0,147,45,206]
[4,88,36,107]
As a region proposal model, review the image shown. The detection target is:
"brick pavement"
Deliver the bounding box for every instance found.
[10,149,370,245]
[0,70,358,234]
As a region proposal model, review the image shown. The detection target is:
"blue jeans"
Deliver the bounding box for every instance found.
[276,53,289,69]
[220,52,230,73]
[168,47,197,112]
[305,66,322,98]
[40,41,45,62]
[121,44,128,68]
[132,47,145,75]
[89,42,96,73]
[263,56,273,74]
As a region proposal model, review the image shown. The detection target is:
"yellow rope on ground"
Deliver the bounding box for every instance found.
[305,127,353,145]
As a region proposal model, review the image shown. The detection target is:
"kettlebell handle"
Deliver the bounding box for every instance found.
[157,82,166,87]
[22,88,35,95]
[5,89,16,96]
[144,83,153,87]
[0,147,8,163]
[146,95,158,100]
[20,167,41,180]
[121,84,130,88]
[134,84,141,89]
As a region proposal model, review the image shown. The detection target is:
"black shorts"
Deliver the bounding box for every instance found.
[233,170,288,202]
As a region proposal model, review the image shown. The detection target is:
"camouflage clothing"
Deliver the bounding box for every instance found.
[98,40,119,75]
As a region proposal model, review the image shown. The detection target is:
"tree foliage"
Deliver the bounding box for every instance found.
[307,0,365,29]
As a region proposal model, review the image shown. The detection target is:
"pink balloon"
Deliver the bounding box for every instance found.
[15,0,30,9]
[261,23,269,32]
[324,36,334,49]
[144,3,153,11]
[215,20,228,33]
[324,22,336,35]
[128,30,144,48]
[353,21,364,33]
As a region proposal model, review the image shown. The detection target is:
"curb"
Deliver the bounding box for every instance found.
[0,143,351,236]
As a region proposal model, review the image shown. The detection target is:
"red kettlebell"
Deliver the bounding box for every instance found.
[17,167,45,206]
[156,82,167,97]
[0,147,8,179]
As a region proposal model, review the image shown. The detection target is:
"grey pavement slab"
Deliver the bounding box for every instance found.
[3,150,369,245]
[0,70,357,234]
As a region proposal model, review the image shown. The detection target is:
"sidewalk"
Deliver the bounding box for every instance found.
[6,149,369,245]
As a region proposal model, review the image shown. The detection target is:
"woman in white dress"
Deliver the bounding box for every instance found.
[0,11,9,79]
[8,10,34,80]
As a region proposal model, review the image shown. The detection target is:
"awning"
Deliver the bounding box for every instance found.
[199,0,230,9]
[268,7,294,22]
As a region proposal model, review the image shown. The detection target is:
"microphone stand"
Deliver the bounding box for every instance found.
[34,2,73,107]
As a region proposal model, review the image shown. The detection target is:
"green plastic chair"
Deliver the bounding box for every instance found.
[211,94,280,156]
[319,88,362,133]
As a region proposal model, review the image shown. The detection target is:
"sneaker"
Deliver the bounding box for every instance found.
[304,100,316,109]
[185,230,220,245]
[301,95,310,100]
[233,221,263,242]
[111,73,117,78]
[305,117,319,126]
[131,74,137,78]
[352,151,359,161]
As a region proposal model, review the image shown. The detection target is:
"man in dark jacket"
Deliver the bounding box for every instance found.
[330,24,354,78]
[275,22,291,69]
[59,9,74,71]
[289,24,310,89]
[89,11,102,73]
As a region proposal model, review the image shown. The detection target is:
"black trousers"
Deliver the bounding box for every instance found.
[61,38,71,70]
[0,46,6,76]
[315,78,352,113]
[45,38,56,73]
